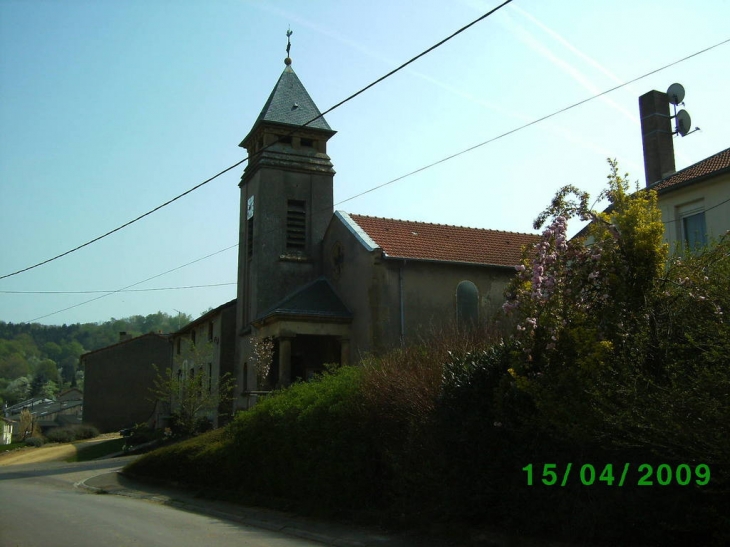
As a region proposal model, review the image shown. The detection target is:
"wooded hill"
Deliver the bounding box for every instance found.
[0,312,192,407]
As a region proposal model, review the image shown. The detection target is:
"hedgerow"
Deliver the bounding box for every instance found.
[126,161,728,545]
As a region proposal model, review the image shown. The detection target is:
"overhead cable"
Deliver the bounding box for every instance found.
[0,0,513,282]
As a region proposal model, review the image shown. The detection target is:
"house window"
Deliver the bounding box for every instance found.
[456,281,479,328]
[301,138,314,148]
[208,321,214,341]
[286,200,306,249]
[682,211,707,249]
[278,135,293,145]
[208,363,213,393]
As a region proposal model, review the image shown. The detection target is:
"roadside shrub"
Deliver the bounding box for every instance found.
[44,425,100,443]
[24,436,44,447]
[496,163,730,544]
[125,423,161,446]
[227,365,382,513]
[45,427,76,443]
[70,424,99,440]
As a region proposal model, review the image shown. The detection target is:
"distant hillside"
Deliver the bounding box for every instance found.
[0,312,191,406]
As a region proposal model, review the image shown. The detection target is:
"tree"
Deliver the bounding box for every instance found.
[249,336,274,389]
[19,408,34,441]
[2,376,31,406]
[501,159,728,462]
[150,340,236,436]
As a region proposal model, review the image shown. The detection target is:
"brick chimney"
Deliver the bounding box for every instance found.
[119,331,132,342]
[639,90,676,186]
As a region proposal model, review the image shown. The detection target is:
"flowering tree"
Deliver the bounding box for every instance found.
[249,336,274,390]
[503,160,666,378]
[500,159,728,461]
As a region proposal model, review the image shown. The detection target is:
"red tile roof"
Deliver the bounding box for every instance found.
[651,147,730,192]
[349,214,539,267]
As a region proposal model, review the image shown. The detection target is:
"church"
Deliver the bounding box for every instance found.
[232,54,538,408]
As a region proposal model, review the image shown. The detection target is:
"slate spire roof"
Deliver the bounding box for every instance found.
[253,65,332,131]
[255,277,352,324]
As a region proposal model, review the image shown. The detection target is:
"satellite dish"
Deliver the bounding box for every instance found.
[667,83,685,105]
[676,109,692,136]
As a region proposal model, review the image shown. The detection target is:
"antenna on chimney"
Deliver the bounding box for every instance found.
[667,83,700,137]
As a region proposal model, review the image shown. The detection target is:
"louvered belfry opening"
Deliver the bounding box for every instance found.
[286,199,306,249]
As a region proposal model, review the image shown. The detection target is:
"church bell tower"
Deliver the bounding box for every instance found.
[236,35,337,333]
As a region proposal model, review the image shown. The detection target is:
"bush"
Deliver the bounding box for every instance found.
[44,425,100,443]
[70,424,99,439]
[45,427,76,443]
[24,436,44,447]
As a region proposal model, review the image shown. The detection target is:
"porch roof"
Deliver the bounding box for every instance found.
[254,277,352,325]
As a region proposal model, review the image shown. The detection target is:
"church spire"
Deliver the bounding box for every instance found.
[238,36,337,185]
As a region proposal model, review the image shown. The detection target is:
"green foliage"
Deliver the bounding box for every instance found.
[2,376,31,406]
[0,312,192,394]
[496,161,729,543]
[150,340,236,437]
[227,366,384,512]
[124,162,728,544]
[45,424,99,443]
[71,424,100,439]
[71,437,126,462]
[45,427,77,443]
[24,436,44,447]
[0,441,25,453]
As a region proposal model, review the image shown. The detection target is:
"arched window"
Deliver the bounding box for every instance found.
[456,281,479,328]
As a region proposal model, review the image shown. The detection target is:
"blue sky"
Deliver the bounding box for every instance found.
[1,0,728,326]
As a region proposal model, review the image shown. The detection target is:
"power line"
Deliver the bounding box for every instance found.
[334,37,730,206]
[662,195,730,225]
[15,32,730,323]
[0,1,513,282]
[19,33,730,322]
[25,244,238,323]
[1,282,236,295]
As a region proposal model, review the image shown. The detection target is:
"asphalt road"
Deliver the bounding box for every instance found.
[0,457,327,547]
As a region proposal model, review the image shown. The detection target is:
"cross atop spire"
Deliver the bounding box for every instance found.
[285,27,293,66]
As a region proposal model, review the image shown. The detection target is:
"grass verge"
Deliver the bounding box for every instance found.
[0,442,25,453]
[68,438,127,462]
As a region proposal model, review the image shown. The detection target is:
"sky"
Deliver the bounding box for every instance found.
[1,0,728,327]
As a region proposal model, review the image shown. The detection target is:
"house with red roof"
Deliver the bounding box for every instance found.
[233,56,539,407]
[639,90,730,249]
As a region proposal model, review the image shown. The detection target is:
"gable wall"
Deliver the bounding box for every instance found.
[657,172,730,250]
[322,216,378,357]
[82,336,171,433]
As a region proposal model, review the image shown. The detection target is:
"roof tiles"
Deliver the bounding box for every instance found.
[651,147,730,192]
[349,214,539,267]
